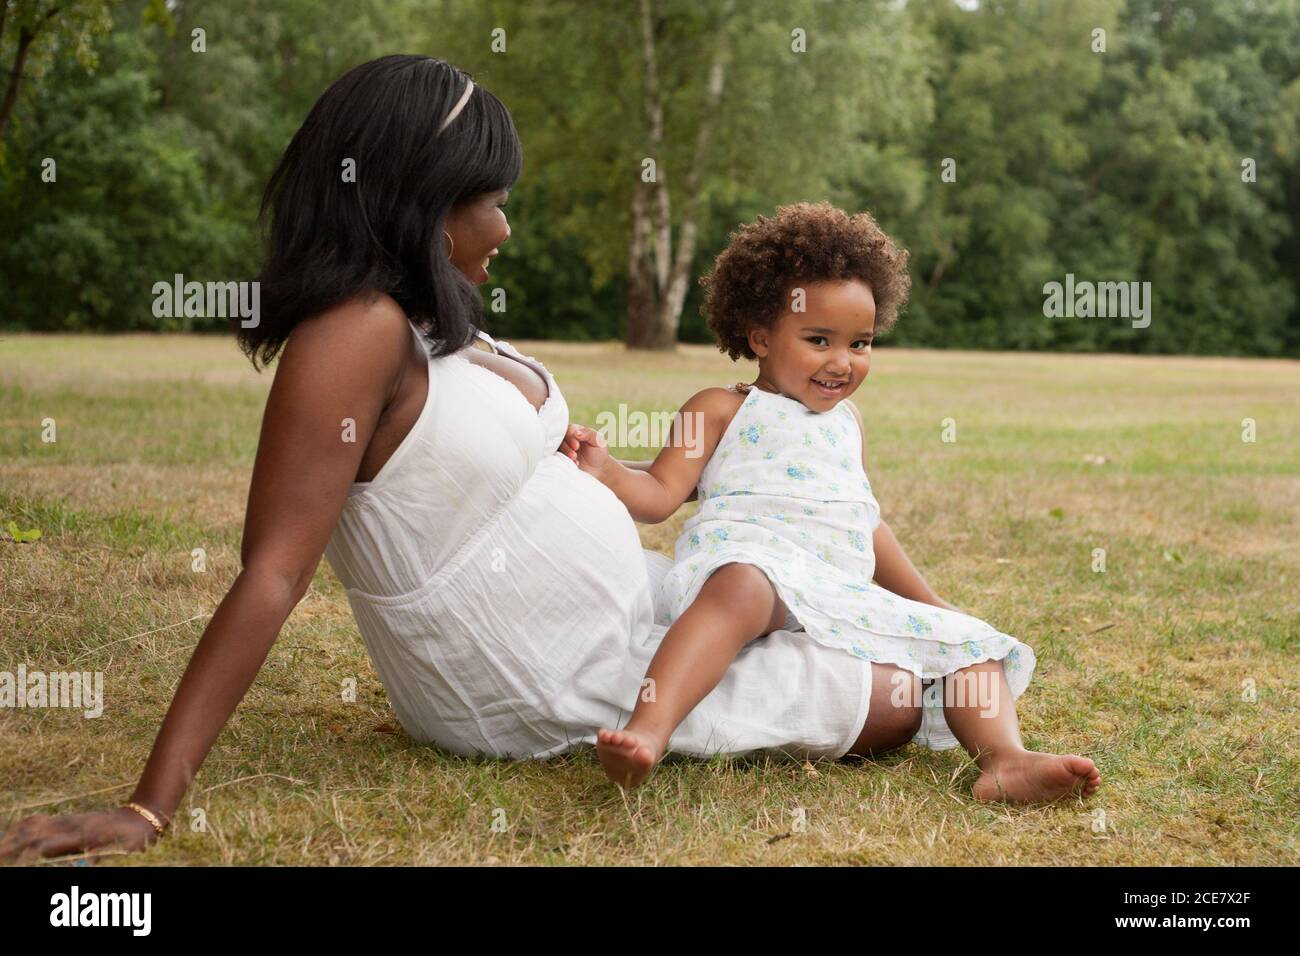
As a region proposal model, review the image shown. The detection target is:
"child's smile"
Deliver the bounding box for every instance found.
[811,376,850,398]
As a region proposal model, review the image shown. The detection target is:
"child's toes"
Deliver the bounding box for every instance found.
[1065,755,1097,778]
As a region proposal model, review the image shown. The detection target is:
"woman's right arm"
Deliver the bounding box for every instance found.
[0,301,412,862]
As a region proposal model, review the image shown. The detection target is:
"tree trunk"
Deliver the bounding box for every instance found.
[0,28,36,144]
[626,179,666,348]
[625,0,732,351]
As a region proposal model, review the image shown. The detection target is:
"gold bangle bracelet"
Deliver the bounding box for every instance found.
[122,801,169,835]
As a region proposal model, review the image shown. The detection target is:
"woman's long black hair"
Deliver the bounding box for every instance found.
[235,54,522,369]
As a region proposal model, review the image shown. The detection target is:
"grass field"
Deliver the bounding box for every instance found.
[1,333,1297,865]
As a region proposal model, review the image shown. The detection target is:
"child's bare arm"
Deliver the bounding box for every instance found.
[617,457,698,502]
[844,401,963,613]
[560,439,697,503]
[572,388,733,524]
[873,521,960,611]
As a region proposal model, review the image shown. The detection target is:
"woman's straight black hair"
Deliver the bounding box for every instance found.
[235,54,522,368]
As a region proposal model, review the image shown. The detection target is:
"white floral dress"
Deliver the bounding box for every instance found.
[656,384,1037,750]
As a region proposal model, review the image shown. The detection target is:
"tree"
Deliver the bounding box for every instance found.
[0,10,230,330]
[0,0,416,330]
[425,0,932,349]
[0,0,122,149]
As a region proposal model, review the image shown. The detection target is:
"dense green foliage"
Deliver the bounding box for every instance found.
[2,0,1297,355]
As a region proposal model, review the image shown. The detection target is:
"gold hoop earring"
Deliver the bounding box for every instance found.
[443,230,455,260]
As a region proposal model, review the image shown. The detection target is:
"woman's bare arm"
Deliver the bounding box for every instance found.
[131,302,413,813]
[0,299,412,861]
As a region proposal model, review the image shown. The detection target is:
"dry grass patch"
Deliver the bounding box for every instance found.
[1,333,1296,865]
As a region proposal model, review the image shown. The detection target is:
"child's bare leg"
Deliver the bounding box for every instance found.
[940,659,1101,803]
[597,563,787,788]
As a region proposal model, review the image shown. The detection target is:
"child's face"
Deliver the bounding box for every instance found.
[746,279,876,413]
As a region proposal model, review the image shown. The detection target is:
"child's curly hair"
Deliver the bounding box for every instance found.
[700,201,911,361]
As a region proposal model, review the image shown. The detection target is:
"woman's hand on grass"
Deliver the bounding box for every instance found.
[0,807,161,863]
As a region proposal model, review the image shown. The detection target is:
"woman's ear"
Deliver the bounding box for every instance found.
[747,326,770,358]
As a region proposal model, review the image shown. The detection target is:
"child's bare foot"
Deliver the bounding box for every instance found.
[972,750,1101,804]
[596,726,664,789]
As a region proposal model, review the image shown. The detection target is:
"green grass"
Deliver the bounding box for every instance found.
[1,334,1297,865]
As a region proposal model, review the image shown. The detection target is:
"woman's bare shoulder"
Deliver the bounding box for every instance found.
[287,292,410,353]
[278,294,413,395]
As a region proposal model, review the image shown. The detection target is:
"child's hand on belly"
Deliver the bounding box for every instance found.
[560,423,611,479]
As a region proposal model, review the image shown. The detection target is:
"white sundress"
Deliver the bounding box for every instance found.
[656,384,1037,750]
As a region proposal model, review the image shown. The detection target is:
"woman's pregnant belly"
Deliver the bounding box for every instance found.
[362,453,654,756]
[484,453,653,689]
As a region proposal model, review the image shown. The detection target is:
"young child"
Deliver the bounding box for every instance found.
[564,202,1101,802]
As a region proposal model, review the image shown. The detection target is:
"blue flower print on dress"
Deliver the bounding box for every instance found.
[849,643,877,662]
[847,529,868,552]
[819,426,839,447]
[906,614,934,636]
[739,424,764,445]
[787,463,814,481]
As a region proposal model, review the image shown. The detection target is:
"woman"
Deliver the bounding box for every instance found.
[1,55,1097,861]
